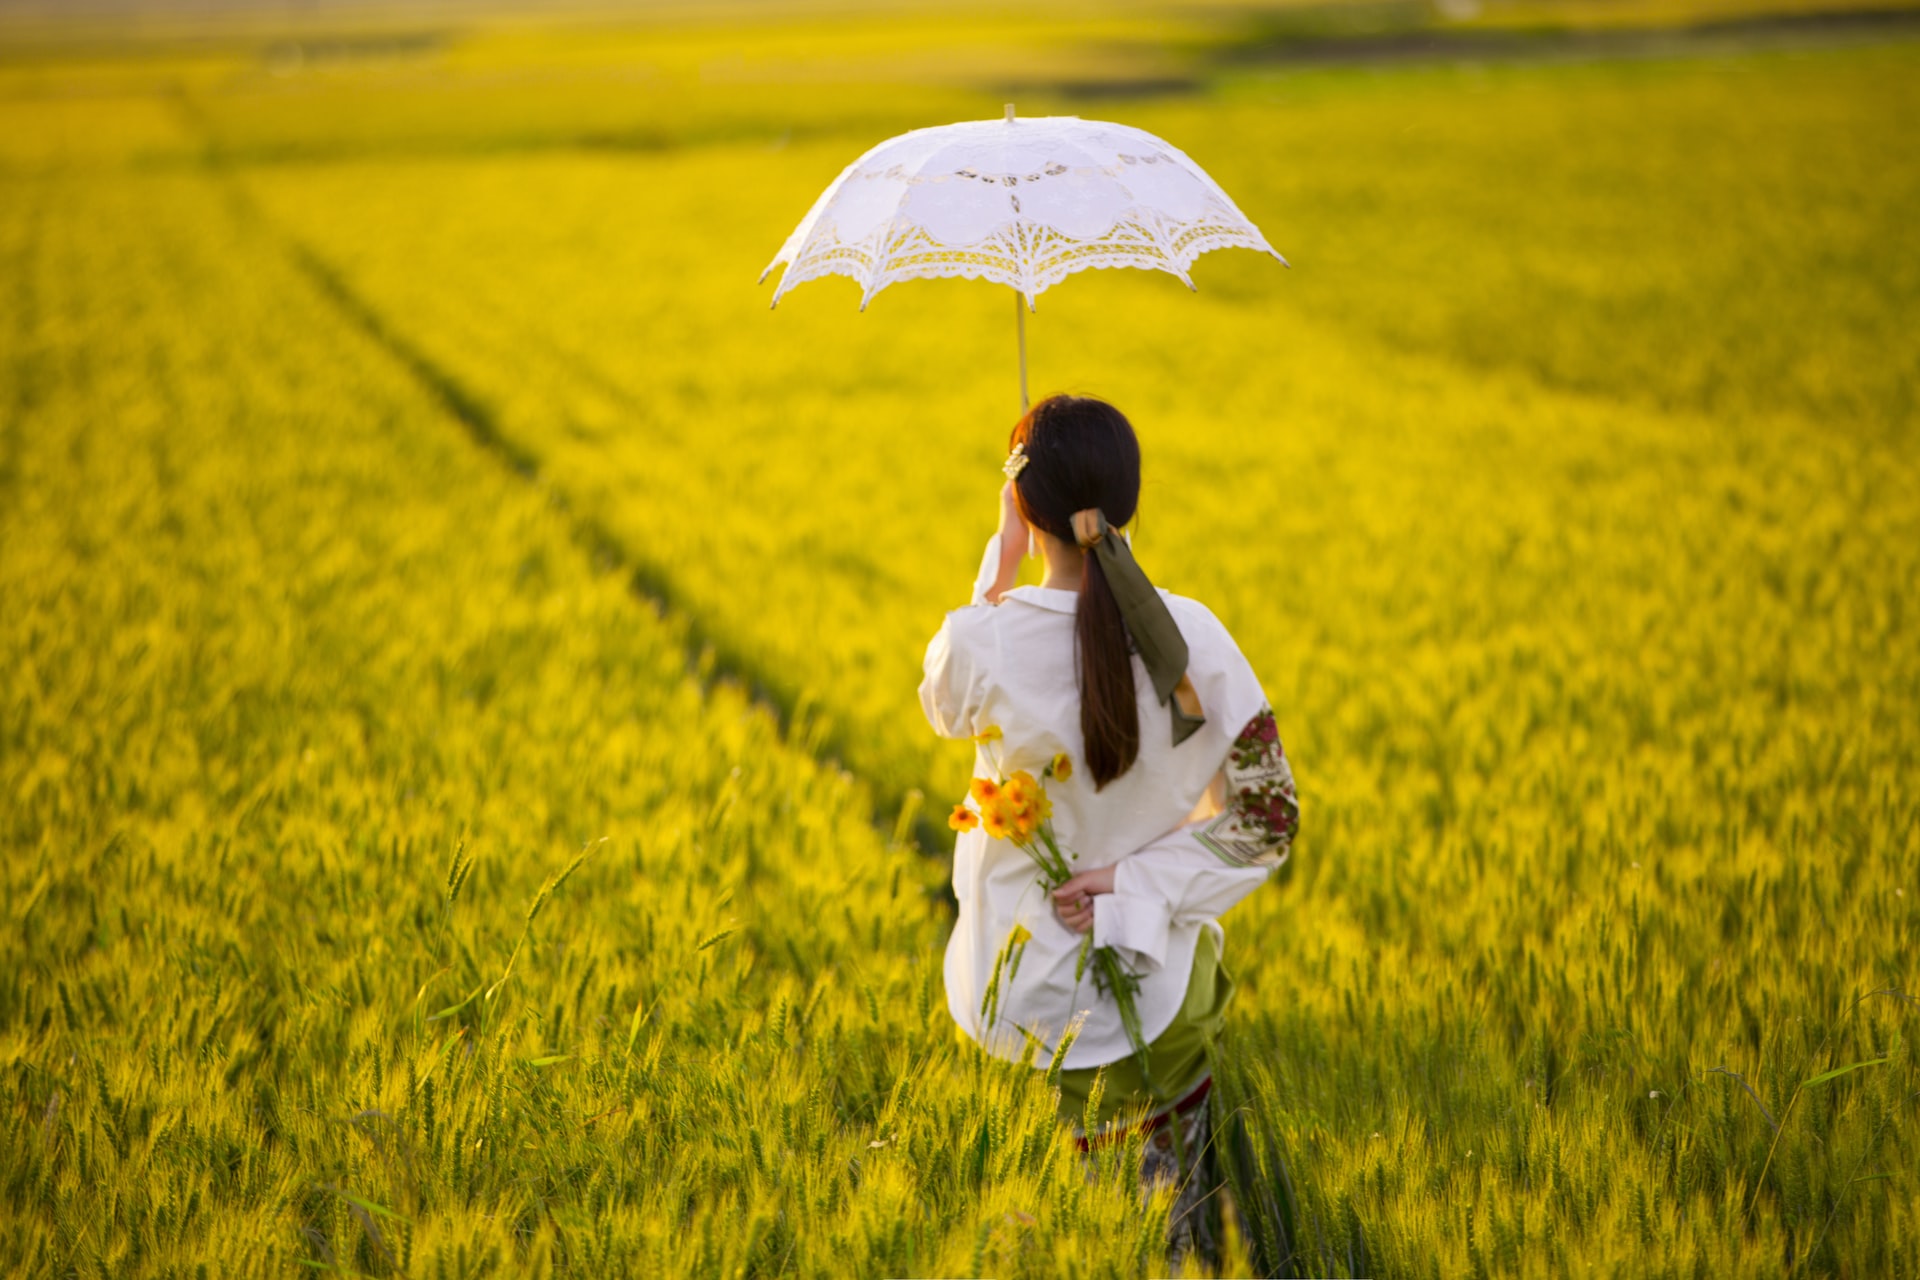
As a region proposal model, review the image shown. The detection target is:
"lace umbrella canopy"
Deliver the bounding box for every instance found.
[759,107,1286,411]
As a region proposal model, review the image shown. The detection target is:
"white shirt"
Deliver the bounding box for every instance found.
[919,532,1278,1070]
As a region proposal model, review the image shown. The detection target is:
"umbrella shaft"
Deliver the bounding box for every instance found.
[1015,288,1029,416]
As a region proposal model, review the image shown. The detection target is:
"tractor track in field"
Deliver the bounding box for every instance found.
[164,86,959,885]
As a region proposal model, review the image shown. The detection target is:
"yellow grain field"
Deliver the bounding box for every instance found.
[2,3,1915,1276]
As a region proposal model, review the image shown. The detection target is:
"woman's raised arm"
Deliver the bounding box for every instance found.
[924,482,1037,734]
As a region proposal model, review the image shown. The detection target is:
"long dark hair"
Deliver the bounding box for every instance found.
[1009,395,1142,790]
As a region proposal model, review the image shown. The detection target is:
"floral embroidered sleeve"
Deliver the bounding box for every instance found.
[1194,705,1299,870]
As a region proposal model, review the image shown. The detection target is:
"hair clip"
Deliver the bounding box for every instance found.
[1002,442,1030,481]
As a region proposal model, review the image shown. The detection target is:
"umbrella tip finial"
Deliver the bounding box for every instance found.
[1004,103,1016,123]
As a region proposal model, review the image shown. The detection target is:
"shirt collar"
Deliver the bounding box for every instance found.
[1002,583,1176,615]
[1001,585,1079,614]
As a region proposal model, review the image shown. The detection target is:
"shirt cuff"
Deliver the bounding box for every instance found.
[1092,884,1172,974]
[970,531,1003,606]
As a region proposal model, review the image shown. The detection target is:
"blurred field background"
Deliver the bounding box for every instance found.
[2,0,1917,1275]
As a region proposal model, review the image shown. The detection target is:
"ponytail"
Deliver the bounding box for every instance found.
[1007,393,1146,789]
[1076,543,1139,790]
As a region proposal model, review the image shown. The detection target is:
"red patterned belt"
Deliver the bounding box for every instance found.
[1075,1074,1212,1152]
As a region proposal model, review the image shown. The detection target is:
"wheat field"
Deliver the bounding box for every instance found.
[2,3,1916,1276]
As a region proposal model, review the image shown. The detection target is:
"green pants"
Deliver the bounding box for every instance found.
[1055,926,1236,1134]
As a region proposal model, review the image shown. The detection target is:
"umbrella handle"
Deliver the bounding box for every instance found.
[1015,287,1030,416]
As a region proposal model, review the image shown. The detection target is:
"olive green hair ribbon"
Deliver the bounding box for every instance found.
[1071,508,1207,746]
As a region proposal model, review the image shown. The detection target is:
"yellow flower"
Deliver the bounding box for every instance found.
[1004,771,1040,817]
[1049,752,1073,781]
[1000,770,1051,838]
[948,804,979,833]
[980,798,1015,842]
[969,776,1001,805]
[970,725,1004,744]
[1027,797,1054,836]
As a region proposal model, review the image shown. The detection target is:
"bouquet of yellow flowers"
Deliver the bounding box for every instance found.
[950,726,1155,1085]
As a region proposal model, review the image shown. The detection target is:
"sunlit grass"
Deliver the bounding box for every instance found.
[0,167,1179,1277]
[2,5,1916,1276]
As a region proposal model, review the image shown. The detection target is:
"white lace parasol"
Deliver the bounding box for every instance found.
[761,110,1286,314]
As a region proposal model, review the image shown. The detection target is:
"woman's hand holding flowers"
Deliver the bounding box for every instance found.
[1052,864,1116,934]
